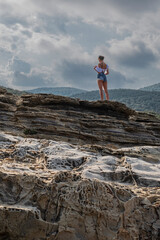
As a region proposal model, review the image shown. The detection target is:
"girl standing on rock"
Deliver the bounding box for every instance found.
[94,55,109,101]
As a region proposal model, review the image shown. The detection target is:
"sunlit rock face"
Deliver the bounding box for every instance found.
[0,87,160,240]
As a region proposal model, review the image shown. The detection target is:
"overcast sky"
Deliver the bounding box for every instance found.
[0,0,160,90]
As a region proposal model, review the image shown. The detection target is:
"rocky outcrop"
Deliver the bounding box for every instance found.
[0,87,160,240]
[0,87,160,148]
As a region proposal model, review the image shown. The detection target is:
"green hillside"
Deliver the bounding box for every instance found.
[71,89,160,113]
[27,87,87,96]
[0,86,27,95]
[139,82,160,91]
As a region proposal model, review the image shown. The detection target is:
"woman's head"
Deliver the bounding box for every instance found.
[98,55,104,62]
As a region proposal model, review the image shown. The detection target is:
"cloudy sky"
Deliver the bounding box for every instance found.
[0,0,160,91]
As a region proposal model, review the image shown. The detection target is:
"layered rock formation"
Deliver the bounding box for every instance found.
[0,87,160,240]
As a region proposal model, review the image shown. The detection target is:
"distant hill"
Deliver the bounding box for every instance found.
[71,89,160,113]
[27,87,87,96]
[139,82,160,91]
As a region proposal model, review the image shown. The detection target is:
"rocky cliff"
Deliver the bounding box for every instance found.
[0,87,160,240]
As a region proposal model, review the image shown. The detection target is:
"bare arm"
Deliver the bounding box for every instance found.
[105,68,109,75]
[94,66,101,73]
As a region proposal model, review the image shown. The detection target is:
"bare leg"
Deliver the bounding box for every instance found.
[97,80,104,100]
[103,81,109,100]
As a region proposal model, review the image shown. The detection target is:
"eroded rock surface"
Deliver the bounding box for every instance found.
[0,87,160,148]
[0,87,160,240]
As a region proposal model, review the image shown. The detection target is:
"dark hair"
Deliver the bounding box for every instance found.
[98,55,104,61]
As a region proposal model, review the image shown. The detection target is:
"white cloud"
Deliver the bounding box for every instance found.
[0,0,160,90]
[107,37,158,68]
[8,57,31,73]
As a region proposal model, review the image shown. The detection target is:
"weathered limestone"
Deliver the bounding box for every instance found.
[0,87,160,240]
[0,87,160,148]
